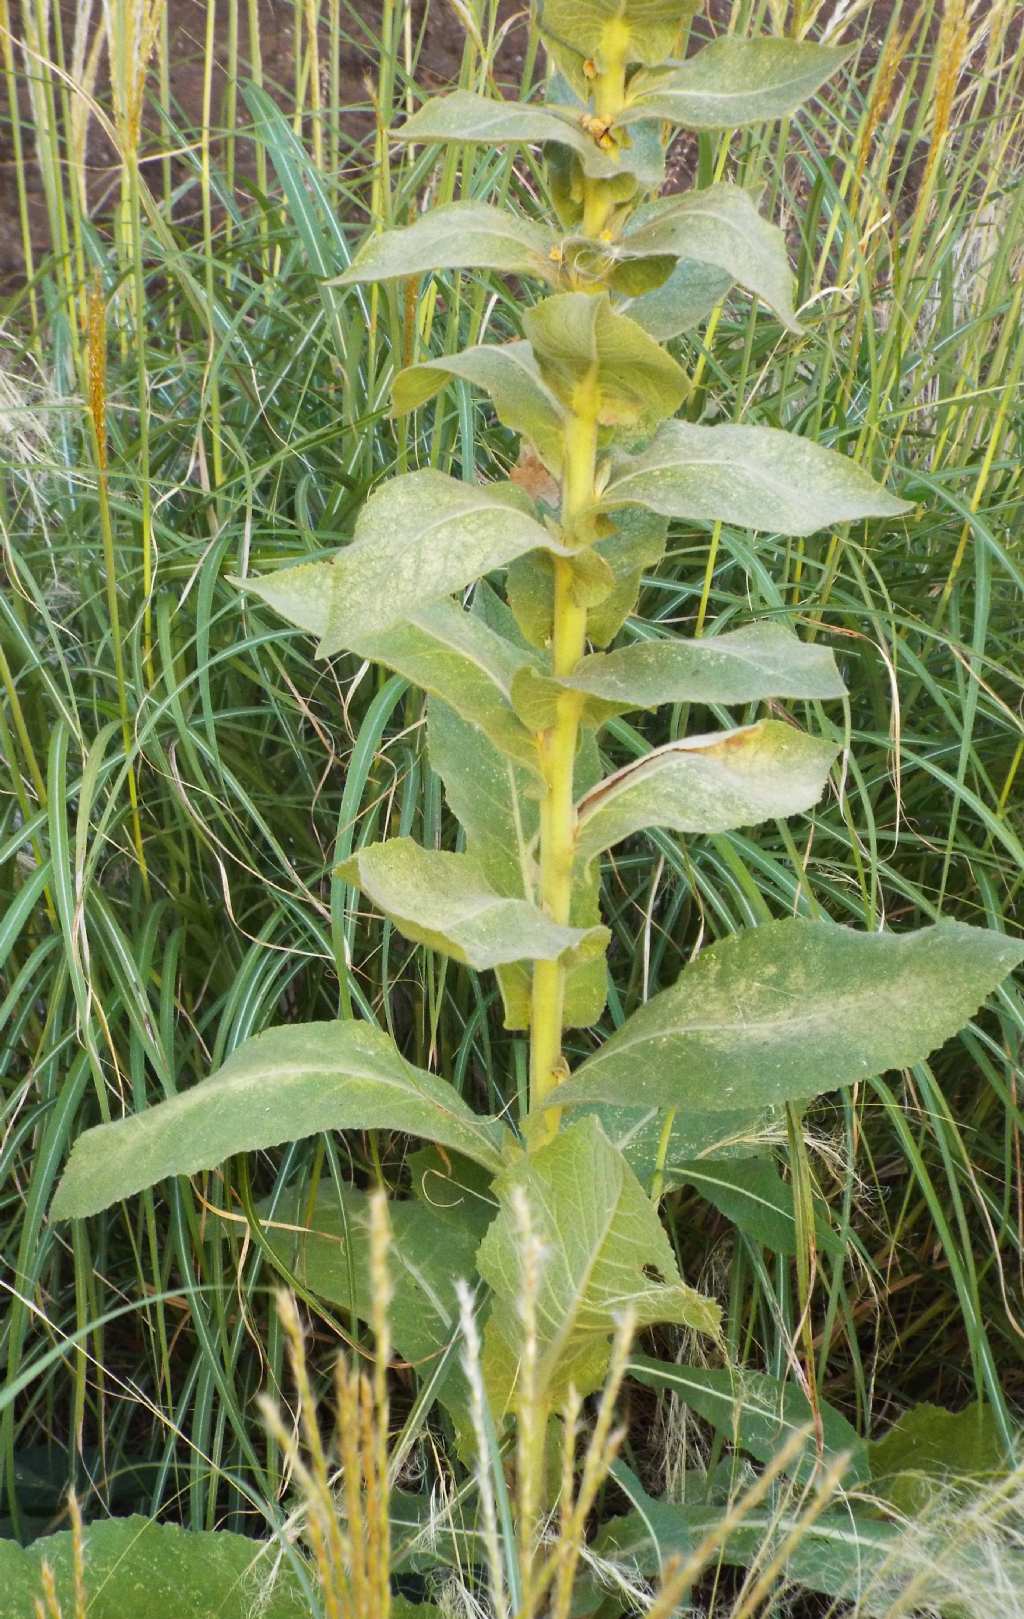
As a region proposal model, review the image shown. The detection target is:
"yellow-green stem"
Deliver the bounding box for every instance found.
[581,48,627,240]
[528,388,597,1137]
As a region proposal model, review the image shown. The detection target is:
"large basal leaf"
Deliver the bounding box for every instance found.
[629,1355,869,1484]
[596,1499,908,1616]
[244,472,558,652]
[427,693,607,1029]
[0,1516,310,1619]
[537,0,701,73]
[617,184,801,330]
[596,1483,1023,1616]
[511,620,847,728]
[407,1143,497,1246]
[522,291,688,430]
[586,1102,775,1183]
[243,1178,485,1424]
[335,201,558,285]
[674,1156,843,1259]
[476,1116,721,1410]
[574,719,840,865]
[869,1401,1010,1516]
[52,1021,506,1218]
[617,256,733,340]
[602,419,913,535]
[550,919,1024,1114]
[339,837,609,969]
[620,38,852,129]
[393,340,567,472]
[394,89,640,181]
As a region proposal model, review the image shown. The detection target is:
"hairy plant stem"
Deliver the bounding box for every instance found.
[528,49,624,1140]
[581,49,626,237]
[528,385,597,1141]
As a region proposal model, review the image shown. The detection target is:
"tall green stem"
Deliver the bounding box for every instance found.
[581,43,627,237]
[529,43,625,1135]
[528,384,598,1137]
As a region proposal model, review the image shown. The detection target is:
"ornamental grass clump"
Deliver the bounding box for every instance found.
[53,0,1023,1546]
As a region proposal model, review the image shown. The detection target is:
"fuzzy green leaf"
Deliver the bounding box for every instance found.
[542,73,668,204]
[616,184,800,329]
[574,719,839,865]
[588,508,669,644]
[537,0,701,72]
[511,621,847,728]
[321,473,559,646]
[394,89,645,181]
[335,201,558,285]
[629,1356,869,1484]
[393,340,566,472]
[477,1117,721,1412]
[427,696,607,1028]
[358,602,540,771]
[602,420,914,535]
[407,1144,498,1244]
[244,472,560,652]
[620,38,852,129]
[339,837,609,969]
[617,256,733,339]
[0,1518,310,1619]
[51,1021,506,1218]
[522,291,688,429]
[237,582,539,773]
[550,919,1024,1114]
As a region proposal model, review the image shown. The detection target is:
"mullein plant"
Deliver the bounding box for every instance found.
[54,0,1022,1520]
